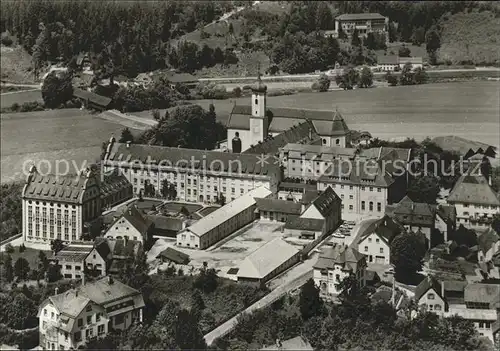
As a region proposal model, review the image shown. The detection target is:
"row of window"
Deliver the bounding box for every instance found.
[340,201,382,212]
[364,246,384,254]
[27,200,76,208]
[463,204,497,210]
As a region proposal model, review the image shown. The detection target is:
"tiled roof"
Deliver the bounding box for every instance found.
[113,205,152,236]
[385,196,437,227]
[98,169,131,199]
[105,142,279,177]
[442,280,467,293]
[95,239,111,260]
[377,55,399,65]
[464,283,500,305]
[436,204,457,224]
[447,174,500,206]
[78,276,143,305]
[73,88,112,107]
[331,110,350,136]
[285,216,324,231]
[156,247,190,264]
[279,182,317,192]
[261,336,313,350]
[147,215,184,232]
[477,227,499,254]
[255,198,302,215]
[49,291,90,318]
[237,238,300,280]
[183,186,272,238]
[399,57,423,65]
[319,160,394,187]
[301,190,322,205]
[243,120,320,155]
[281,143,357,161]
[22,166,96,204]
[53,245,93,262]
[309,186,341,218]
[358,215,402,245]
[227,105,350,137]
[336,13,386,21]
[415,276,443,302]
[314,245,365,272]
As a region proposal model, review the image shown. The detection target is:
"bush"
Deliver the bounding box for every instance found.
[0,33,13,46]
[232,86,242,97]
[19,101,45,112]
[10,103,19,111]
[5,244,14,254]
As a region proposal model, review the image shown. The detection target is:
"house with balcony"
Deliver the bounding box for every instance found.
[313,244,366,297]
[38,276,144,350]
[51,241,109,279]
[334,13,388,39]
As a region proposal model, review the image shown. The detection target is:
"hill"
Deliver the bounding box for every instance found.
[439,11,500,65]
[0,45,35,84]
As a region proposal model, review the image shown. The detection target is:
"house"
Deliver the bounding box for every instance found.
[52,242,108,279]
[477,227,500,263]
[147,215,186,239]
[156,247,190,265]
[299,186,342,235]
[398,56,423,70]
[72,88,112,111]
[313,244,366,296]
[255,197,302,222]
[177,187,273,249]
[385,196,457,244]
[236,238,301,285]
[22,166,102,247]
[104,205,152,245]
[377,55,399,71]
[164,72,198,88]
[102,137,281,201]
[284,217,325,240]
[226,76,352,152]
[447,174,500,229]
[414,275,447,316]
[356,215,403,265]
[98,169,133,211]
[277,182,317,202]
[334,13,388,39]
[261,336,313,350]
[38,276,144,350]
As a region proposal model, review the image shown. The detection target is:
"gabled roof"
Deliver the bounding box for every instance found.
[301,190,322,205]
[415,276,443,302]
[105,142,280,177]
[156,247,190,264]
[183,186,272,238]
[358,215,402,245]
[447,174,500,206]
[464,283,500,306]
[399,57,423,65]
[49,291,90,318]
[243,120,320,155]
[377,55,399,65]
[94,239,111,260]
[436,204,457,224]
[331,110,349,136]
[308,186,341,218]
[147,215,184,232]
[78,276,143,306]
[237,238,300,280]
[336,13,386,21]
[53,245,93,262]
[98,169,131,199]
[227,105,350,137]
[255,198,302,215]
[72,88,112,107]
[285,216,325,231]
[112,205,152,236]
[385,196,437,227]
[261,336,313,350]
[314,244,365,272]
[477,227,500,254]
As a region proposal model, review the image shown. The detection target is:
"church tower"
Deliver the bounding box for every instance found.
[249,71,268,147]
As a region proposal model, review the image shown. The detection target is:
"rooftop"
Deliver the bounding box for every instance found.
[318,159,394,187]
[255,197,302,215]
[336,13,386,21]
[385,196,437,227]
[156,247,190,264]
[183,186,272,237]
[98,169,132,199]
[314,244,365,272]
[447,174,500,206]
[477,227,500,254]
[227,106,350,137]
[358,215,402,245]
[112,204,152,235]
[464,283,500,305]
[237,238,300,280]
[49,291,91,318]
[105,142,280,177]
[72,88,112,107]
[309,186,341,218]
[53,245,93,262]
[415,275,443,302]
[261,336,313,351]
[284,216,325,231]
[78,276,142,305]
[281,143,357,160]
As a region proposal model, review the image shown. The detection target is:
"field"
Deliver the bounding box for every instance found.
[0,45,36,84]
[0,89,42,108]
[0,108,129,183]
[439,11,500,65]
[148,221,288,275]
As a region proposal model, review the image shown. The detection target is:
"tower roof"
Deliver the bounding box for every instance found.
[251,72,267,93]
[331,109,349,136]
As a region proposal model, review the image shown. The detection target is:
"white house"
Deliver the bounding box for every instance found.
[414,275,447,316]
[313,244,366,297]
[52,241,109,279]
[104,205,152,245]
[477,227,500,263]
[38,277,144,350]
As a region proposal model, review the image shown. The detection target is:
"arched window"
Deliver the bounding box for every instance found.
[336,139,340,145]
[255,98,258,105]
[322,138,327,145]
[369,202,374,211]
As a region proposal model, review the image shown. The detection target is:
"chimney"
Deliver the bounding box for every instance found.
[126,141,131,149]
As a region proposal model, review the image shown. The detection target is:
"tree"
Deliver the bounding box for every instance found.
[399,62,415,86]
[358,66,373,88]
[413,67,428,84]
[450,225,478,248]
[193,266,218,293]
[228,22,234,36]
[38,250,49,273]
[3,254,14,282]
[336,67,359,90]
[119,127,134,143]
[411,27,426,45]
[425,28,441,65]
[41,71,74,108]
[315,74,330,92]
[51,239,64,254]
[398,45,411,57]
[19,244,26,252]
[179,206,190,217]
[152,109,161,121]
[351,28,361,47]
[191,289,205,320]
[161,179,170,198]
[299,278,322,320]
[14,257,30,281]
[46,263,62,282]
[390,232,426,283]
[408,175,440,204]
[5,243,14,254]
[175,309,206,350]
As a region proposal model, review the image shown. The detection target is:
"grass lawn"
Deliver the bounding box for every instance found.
[198,206,220,217]
[160,202,202,214]
[134,199,164,213]
[0,89,42,108]
[0,246,51,270]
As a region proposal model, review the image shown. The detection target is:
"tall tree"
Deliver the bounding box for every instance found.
[358,66,373,88]
[390,232,427,283]
[175,309,206,350]
[299,278,322,320]
[41,71,74,108]
[4,254,14,282]
[119,128,134,143]
[14,257,30,281]
[351,28,361,47]
[425,27,441,65]
[51,239,64,254]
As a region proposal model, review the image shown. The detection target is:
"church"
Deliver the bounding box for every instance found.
[226,75,351,153]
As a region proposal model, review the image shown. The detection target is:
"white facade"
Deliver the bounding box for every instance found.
[105,217,144,244]
[358,232,391,265]
[313,260,366,296]
[453,203,499,229]
[417,288,446,316]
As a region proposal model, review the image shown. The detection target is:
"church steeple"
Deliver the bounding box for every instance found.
[250,64,268,146]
